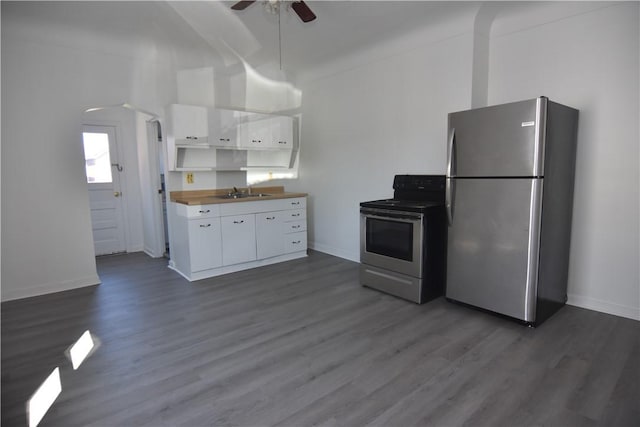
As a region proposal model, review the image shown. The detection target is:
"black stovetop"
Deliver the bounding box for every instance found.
[360,175,446,213]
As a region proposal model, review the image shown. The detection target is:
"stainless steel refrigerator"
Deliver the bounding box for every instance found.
[445,97,579,325]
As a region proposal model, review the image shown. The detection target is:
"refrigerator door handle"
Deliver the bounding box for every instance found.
[446,127,455,179]
[446,128,455,225]
[446,177,456,226]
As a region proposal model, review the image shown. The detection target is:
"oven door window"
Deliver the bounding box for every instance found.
[366,217,413,261]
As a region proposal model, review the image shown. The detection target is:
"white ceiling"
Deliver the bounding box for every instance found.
[206,1,482,74]
[3,1,501,76]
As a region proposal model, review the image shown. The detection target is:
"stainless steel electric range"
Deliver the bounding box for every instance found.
[360,175,447,303]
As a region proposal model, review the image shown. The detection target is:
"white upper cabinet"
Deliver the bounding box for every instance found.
[209,108,241,148]
[237,113,272,148]
[271,116,294,148]
[238,113,294,149]
[165,104,296,171]
[170,104,208,144]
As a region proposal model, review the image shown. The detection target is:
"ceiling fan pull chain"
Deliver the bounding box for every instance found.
[278,4,282,70]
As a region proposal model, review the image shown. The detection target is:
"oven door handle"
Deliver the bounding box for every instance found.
[361,211,422,223]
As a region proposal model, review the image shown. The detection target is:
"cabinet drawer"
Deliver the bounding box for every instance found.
[284,220,306,234]
[285,198,306,209]
[176,203,221,218]
[284,232,307,254]
[284,209,306,222]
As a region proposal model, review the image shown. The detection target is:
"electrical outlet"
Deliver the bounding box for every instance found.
[186,173,194,184]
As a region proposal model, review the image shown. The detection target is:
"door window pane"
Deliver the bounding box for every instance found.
[83,132,112,183]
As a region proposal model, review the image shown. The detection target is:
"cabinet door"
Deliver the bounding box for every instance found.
[256,212,284,259]
[188,218,222,272]
[210,108,239,148]
[171,104,208,141]
[271,116,294,148]
[221,214,257,266]
[238,113,271,148]
[248,120,272,148]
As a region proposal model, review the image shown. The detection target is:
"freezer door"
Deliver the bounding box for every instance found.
[448,97,546,178]
[446,178,543,322]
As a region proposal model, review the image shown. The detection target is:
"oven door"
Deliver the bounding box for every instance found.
[360,208,424,277]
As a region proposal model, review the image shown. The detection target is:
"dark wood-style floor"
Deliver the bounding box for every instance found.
[2,251,638,427]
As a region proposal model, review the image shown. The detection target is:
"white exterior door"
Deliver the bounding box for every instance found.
[83,125,126,256]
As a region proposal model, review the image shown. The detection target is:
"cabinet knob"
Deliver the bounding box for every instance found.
[233,220,244,224]
[291,202,300,205]
[279,141,287,144]
[200,224,211,228]
[114,191,121,197]
[267,216,276,220]
[292,225,300,229]
[186,136,198,140]
[292,240,301,244]
[292,213,300,217]
[199,209,210,214]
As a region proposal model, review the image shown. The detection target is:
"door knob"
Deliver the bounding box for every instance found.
[114,191,121,197]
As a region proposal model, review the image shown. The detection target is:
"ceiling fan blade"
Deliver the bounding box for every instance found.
[231,1,256,11]
[291,1,316,23]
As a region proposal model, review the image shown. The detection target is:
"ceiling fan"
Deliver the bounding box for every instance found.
[231,0,317,23]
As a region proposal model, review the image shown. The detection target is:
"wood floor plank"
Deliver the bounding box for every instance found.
[2,250,638,427]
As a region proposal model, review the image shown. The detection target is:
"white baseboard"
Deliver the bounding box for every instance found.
[143,248,165,259]
[128,244,145,253]
[308,241,359,263]
[1,274,101,302]
[567,293,639,321]
[169,251,308,282]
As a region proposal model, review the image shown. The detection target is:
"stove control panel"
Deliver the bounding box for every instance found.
[393,175,445,191]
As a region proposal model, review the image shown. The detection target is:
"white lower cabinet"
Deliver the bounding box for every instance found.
[221,214,257,266]
[256,212,284,259]
[188,218,222,272]
[171,197,307,281]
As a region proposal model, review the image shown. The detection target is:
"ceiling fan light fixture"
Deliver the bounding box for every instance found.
[231,0,316,23]
[263,0,280,15]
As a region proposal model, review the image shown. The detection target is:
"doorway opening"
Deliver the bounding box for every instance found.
[83,103,168,260]
[82,124,126,256]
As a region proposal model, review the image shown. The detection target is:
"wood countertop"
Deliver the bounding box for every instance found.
[170,186,307,206]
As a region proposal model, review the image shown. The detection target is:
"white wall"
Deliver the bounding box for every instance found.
[488,2,639,320]
[1,6,176,301]
[290,27,477,260]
